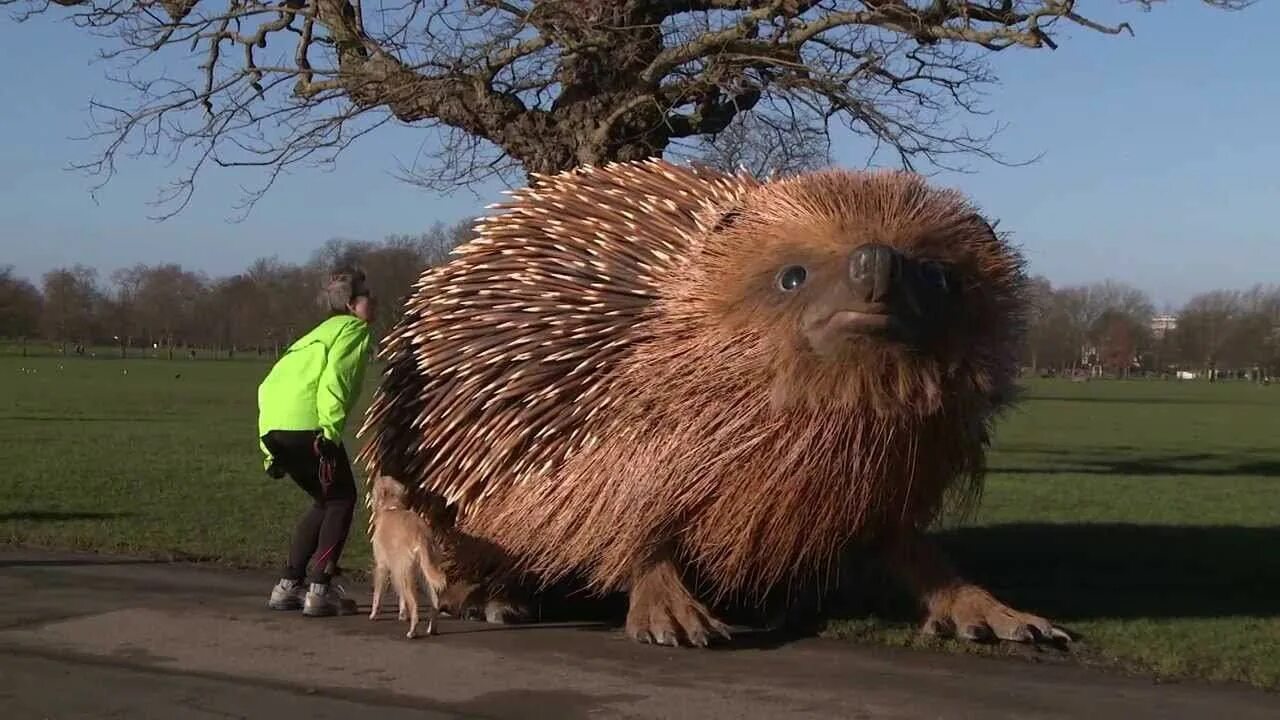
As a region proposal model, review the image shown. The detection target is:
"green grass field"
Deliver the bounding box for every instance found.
[3,354,1279,689]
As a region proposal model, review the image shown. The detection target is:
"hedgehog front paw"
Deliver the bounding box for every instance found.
[626,588,730,648]
[625,558,730,648]
[922,584,1071,644]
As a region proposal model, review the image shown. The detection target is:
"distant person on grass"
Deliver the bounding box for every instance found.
[257,267,376,617]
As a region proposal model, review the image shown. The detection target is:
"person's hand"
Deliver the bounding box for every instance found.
[314,433,341,490]
[313,433,341,459]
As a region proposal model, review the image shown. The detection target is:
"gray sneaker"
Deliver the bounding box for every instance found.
[303,582,359,617]
[267,578,305,611]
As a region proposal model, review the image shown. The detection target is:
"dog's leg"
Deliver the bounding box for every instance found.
[423,582,440,637]
[369,563,387,621]
[403,585,419,639]
[415,544,447,637]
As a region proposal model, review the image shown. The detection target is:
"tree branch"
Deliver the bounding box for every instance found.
[1,0,1250,217]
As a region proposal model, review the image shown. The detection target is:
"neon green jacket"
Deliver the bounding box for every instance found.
[257,314,372,468]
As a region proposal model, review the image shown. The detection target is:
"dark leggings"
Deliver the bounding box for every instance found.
[262,430,357,585]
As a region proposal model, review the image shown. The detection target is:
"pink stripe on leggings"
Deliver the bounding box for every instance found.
[313,543,337,569]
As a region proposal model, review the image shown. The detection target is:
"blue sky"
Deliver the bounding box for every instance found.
[1,2,1275,308]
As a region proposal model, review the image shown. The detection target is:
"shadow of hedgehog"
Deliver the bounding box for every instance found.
[356,158,1068,648]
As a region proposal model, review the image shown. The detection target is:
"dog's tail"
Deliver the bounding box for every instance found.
[413,542,448,599]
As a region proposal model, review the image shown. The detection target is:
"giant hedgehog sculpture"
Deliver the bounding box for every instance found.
[358,158,1068,647]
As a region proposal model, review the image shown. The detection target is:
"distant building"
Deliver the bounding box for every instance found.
[1150,314,1178,339]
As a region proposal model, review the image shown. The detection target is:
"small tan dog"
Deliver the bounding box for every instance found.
[368,475,447,639]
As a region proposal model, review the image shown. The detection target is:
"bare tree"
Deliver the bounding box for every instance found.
[400,218,478,268]
[1023,278,1157,373]
[241,257,323,354]
[2,1,1251,218]
[1084,280,1156,326]
[1173,286,1280,374]
[679,105,830,178]
[40,266,103,354]
[199,272,268,354]
[1089,309,1143,376]
[108,263,149,356]
[314,219,475,336]
[131,264,209,357]
[0,266,44,351]
[1174,290,1237,371]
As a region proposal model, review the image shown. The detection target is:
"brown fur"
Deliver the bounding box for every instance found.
[358,159,1065,647]
[368,475,529,627]
[368,474,446,639]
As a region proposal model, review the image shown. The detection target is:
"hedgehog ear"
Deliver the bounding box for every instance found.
[968,213,1001,243]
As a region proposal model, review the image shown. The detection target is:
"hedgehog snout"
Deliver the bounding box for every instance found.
[848,243,900,305]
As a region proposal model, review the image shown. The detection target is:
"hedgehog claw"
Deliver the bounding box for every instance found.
[625,554,731,648]
[654,629,680,646]
[923,584,1071,646]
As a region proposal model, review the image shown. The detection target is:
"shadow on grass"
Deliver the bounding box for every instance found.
[1,415,170,423]
[516,522,1280,650]
[991,453,1280,478]
[935,522,1280,621]
[0,511,133,522]
[1028,395,1276,407]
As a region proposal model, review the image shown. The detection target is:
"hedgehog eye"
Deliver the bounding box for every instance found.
[920,262,950,292]
[776,266,808,292]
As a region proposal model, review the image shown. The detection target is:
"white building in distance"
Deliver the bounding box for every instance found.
[1150,314,1178,339]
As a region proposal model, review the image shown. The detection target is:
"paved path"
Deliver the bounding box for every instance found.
[1,546,1277,719]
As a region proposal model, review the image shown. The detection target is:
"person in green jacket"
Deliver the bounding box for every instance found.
[259,267,376,617]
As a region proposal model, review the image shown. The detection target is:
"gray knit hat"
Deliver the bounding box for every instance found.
[322,266,369,314]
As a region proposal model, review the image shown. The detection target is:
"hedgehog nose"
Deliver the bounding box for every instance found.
[848,244,899,304]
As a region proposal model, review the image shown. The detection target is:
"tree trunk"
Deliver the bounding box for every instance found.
[498,14,674,180]
[512,110,668,181]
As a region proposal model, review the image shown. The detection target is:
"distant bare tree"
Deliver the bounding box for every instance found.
[1084,280,1156,327]
[315,219,475,337]
[242,257,322,354]
[1089,310,1142,376]
[1,0,1251,218]
[40,266,103,353]
[108,264,149,355]
[1022,274,1070,371]
[122,264,209,357]
[1175,291,1237,370]
[200,273,268,354]
[1174,286,1280,373]
[411,219,478,267]
[1023,278,1157,372]
[0,266,43,348]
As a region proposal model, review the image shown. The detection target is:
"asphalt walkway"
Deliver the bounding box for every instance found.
[1,547,1276,719]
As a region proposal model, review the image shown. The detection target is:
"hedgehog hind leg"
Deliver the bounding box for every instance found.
[891,532,1072,645]
[624,546,731,648]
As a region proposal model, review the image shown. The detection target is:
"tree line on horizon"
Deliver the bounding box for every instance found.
[0,219,472,360]
[2,224,1278,377]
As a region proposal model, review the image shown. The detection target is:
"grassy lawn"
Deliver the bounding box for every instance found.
[3,354,1279,689]
[823,379,1280,689]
